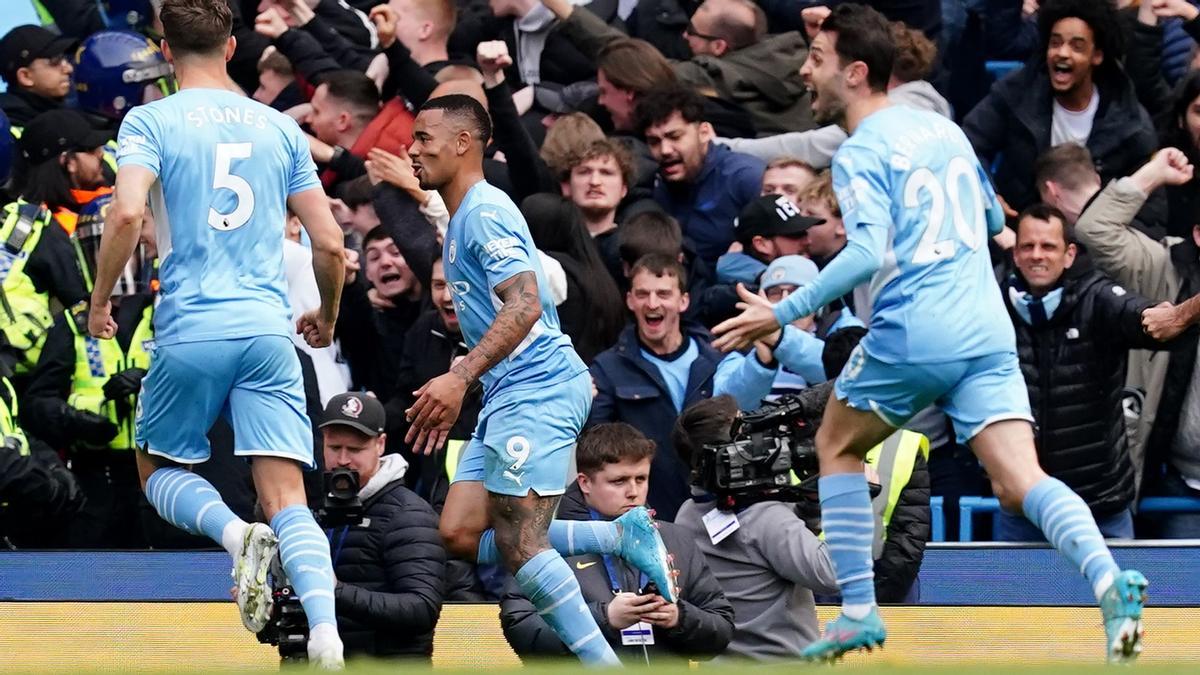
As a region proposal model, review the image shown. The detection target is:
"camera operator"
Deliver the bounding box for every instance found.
[672,394,840,659]
[316,392,446,661]
[499,423,734,663]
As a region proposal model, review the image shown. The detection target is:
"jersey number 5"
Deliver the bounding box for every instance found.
[904,155,984,264]
[208,142,255,231]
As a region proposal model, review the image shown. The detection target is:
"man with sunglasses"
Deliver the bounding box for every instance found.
[0,26,75,129]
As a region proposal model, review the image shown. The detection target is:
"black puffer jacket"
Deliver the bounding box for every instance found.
[963,64,1164,232]
[330,455,446,660]
[1002,268,1165,516]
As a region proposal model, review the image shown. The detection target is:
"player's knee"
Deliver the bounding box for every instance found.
[815,423,850,464]
[991,477,1030,513]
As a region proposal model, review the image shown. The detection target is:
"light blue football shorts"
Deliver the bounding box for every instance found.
[453,370,592,497]
[136,335,314,468]
[834,344,1034,444]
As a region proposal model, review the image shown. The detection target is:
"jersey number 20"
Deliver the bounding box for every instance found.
[904,155,984,264]
[208,142,255,231]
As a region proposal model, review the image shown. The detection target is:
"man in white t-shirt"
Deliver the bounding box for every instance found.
[963,0,1161,231]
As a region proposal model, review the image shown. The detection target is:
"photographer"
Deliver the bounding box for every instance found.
[499,423,734,662]
[672,394,840,659]
[317,392,446,661]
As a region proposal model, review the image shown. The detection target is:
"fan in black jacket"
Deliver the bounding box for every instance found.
[999,206,1191,539]
[319,392,446,660]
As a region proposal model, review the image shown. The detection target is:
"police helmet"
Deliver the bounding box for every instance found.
[73,31,175,121]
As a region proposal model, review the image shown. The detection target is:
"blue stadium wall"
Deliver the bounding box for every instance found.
[1,545,1198,669]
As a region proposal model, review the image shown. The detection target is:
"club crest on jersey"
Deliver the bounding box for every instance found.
[341,396,363,418]
[448,239,457,264]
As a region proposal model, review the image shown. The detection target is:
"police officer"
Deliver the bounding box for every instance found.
[0,112,94,379]
[22,192,155,548]
[74,30,174,123]
[13,109,113,235]
[0,372,84,546]
[72,30,175,178]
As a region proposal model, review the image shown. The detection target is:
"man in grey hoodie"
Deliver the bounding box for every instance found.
[671,394,841,659]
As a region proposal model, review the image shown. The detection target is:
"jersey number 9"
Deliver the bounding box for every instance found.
[208,142,255,231]
[904,155,984,264]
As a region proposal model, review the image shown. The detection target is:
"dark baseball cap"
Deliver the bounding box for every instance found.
[18,109,112,163]
[319,392,386,437]
[735,194,824,243]
[1,25,77,82]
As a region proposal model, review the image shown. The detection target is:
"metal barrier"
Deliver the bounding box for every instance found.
[930,496,944,543]
[944,496,1200,541]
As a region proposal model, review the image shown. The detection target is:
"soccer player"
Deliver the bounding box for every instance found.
[713,4,1147,663]
[87,0,346,666]
[403,95,675,666]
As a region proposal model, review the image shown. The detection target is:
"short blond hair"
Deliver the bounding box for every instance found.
[798,170,839,217]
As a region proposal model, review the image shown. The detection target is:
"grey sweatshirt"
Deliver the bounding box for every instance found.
[716,80,953,168]
[674,498,839,660]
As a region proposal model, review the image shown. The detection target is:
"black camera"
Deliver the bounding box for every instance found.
[257,469,363,661]
[316,467,363,527]
[691,392,824,510]
[255,558,310,663]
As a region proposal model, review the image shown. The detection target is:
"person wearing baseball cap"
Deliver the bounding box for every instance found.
[717,193,825,286]
[713,254,864,410]
[13,108,113,234]
[0,25,77,128]
[316,390,448,660]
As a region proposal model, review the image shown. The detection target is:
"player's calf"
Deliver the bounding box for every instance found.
[490,491,620,665]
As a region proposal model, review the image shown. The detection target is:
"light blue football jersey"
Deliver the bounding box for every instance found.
[115,88,321,345]
[832,105,1015,364]
[443,181,585,397]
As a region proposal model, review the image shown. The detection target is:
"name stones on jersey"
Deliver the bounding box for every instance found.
[184,105,269,130]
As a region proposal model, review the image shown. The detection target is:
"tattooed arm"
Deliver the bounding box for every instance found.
[451,270,542,386]
[405,271,542,454]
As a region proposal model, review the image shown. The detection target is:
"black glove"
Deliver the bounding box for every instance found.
[103,367,147,400]
[64,407,119,445]
[44,461,85,516]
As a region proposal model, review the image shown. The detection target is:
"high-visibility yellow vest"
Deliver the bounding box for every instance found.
[64,303,153,450]
[30,0,56,29]
[0,377,29,457]
[864,429,928,558]
[814,429,928,555]
[444,439,466,482]
[0,202,55,374]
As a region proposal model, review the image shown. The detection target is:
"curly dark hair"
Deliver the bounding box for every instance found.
[1036,0,1124,67]
[634,84,706,134]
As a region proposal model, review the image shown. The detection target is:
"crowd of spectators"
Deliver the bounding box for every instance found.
[3,0,1200,662]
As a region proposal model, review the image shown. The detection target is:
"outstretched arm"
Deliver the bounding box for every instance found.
[88,165,156,339]
[1143,293,1200,342]
[405,271,542,453]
